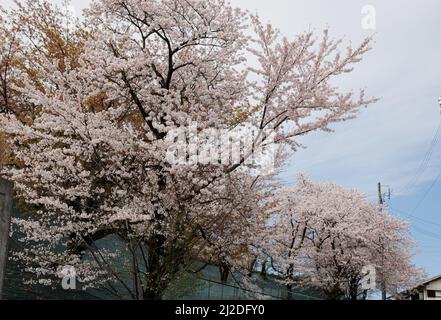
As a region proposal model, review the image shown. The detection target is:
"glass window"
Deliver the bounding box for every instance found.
[427,290,441,298]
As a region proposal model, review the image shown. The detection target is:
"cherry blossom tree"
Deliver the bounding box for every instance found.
[0,0,87,118]
[263,175,425,300]
[193,171,278,284]
[0,0,88,170]
[0,0,375,299]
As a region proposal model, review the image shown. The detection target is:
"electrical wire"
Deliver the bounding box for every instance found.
[411,169,441,214]
[390,206,441,230]
[399,123,441,195]
[413,225,441,242]
[389,206,441,242]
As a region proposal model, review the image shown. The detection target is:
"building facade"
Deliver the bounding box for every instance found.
[400,275,441,300]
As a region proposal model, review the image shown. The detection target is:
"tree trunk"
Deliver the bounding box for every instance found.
[286,284,293,300]
[381,281,387,300]
[260,259,267,279]
[142,236,167,300]
[219,263,230,283]
[247,257,257,277]
[143,287,164,300]
[348,279,359,300]
[362,290,368,300]
[349,287,358,300]
[325,286,343,300]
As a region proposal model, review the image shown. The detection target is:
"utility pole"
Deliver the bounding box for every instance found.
[377,182,387,300]
[0,178,13,300]
[378,182,384,209]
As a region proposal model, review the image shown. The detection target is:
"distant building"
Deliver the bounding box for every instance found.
[399,275,441,300]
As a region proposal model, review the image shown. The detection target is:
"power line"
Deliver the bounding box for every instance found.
[413,225,441,242]
[389,206,441,242]
[411,169,441,214]
[389,206,441,230]
[405,124,441,191]
[399,123,441,195]
[396,100,441,213]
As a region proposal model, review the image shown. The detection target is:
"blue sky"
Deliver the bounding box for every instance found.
[2,0,441,277]
[238,0,441,277]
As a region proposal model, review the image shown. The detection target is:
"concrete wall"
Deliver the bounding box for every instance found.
[0,178,13,300]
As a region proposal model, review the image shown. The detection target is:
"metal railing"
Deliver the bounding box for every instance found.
[185,276,323,300]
